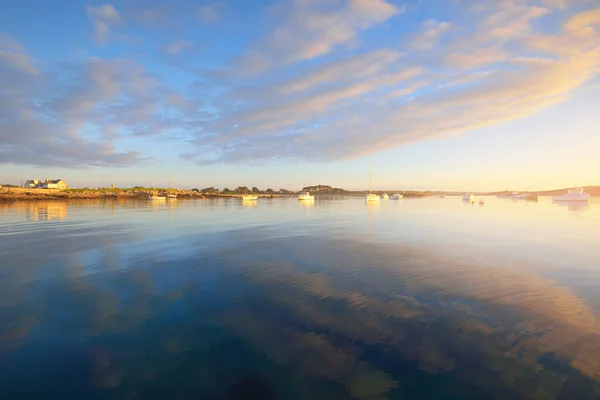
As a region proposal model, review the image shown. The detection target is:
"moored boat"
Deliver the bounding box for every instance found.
[148,177,166,200]
[366,193,381,202]
[365,158,380,202]
[497,192,525,199]
[382,193,389,199]
[552,187,590,202]
[390,193,403,200]
[298,191,314,201]
[462,193,475,202]
[242,195,259,201]
[167,173,177,199]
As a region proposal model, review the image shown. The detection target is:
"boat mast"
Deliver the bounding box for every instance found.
[169,173,172,192]
[369,157,373,194]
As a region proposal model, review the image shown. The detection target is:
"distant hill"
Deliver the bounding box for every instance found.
[488,186,600,196]
[301,185,349,194]
[534,186,600,195]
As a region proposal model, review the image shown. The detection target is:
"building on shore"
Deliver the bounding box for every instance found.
[42,179,68,189]
[24,179,68,189]
[25,180,42,188]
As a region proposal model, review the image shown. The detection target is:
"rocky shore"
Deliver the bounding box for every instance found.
[0,187,215,202]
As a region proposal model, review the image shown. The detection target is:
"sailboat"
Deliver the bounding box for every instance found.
[366,158,380,202]
[167,173,177,199]
[148,177,166,200]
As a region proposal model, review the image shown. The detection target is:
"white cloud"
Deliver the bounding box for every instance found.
[0,32,24,52]
[4,1,600,170]
[86,4,129,45]
[280,49,402,93]
[182,4,600,165]
[0,51,38,75]
[163,40,194,54]
[0,49,174,166]
[86,4,121,24]
[235,0,401,75]
[197,4,219,22]
[409,20,452,50]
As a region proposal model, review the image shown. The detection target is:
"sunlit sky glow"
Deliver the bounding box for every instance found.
[1,0,599,191]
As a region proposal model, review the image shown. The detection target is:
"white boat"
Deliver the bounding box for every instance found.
[167,173,177,199]
[439,194,445,199]
[390,193,403,200]
[552,187,590,202]
[462,193,475,201]
[148,177,166,200]
[366,193,380,202]
[382,193,389,199]
[497,192,525,199]
[242,195,259,201]
[365,158,380,202]
[298,191,314,201]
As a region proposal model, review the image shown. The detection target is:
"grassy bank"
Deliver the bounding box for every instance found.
[0,187,284,202]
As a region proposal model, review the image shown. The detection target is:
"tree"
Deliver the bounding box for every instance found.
[265,188,274,194]
[235,186,249,194]
[279,189,290,194]
[252,186,260,193]
[222,187,231,194]
[202,187,219,194]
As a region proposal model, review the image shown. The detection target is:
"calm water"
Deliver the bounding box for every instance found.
[1,196,600,399]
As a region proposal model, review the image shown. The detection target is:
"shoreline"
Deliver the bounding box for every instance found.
[0,187,434,202]
[0,188,280,202]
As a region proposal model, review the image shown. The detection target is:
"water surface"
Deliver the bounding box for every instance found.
[1,196,600,399]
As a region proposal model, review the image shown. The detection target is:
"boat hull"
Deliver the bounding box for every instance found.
[462,194,475,201]
[366,194,380,201]
[552,194,590,201]
[298,195,314,201]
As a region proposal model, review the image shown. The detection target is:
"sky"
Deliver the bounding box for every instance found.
[0,0,599,191]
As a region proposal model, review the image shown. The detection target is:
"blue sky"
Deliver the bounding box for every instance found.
[1,0,599,191]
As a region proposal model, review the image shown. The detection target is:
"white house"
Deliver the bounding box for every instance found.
[25,180,41,188]
[42,179,68,189]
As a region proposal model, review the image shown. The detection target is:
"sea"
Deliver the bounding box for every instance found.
[1,195,600,399]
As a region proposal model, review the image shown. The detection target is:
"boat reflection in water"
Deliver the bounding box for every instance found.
[299,198,315,208]
[553,200,590,212]
[241,199,258,208]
